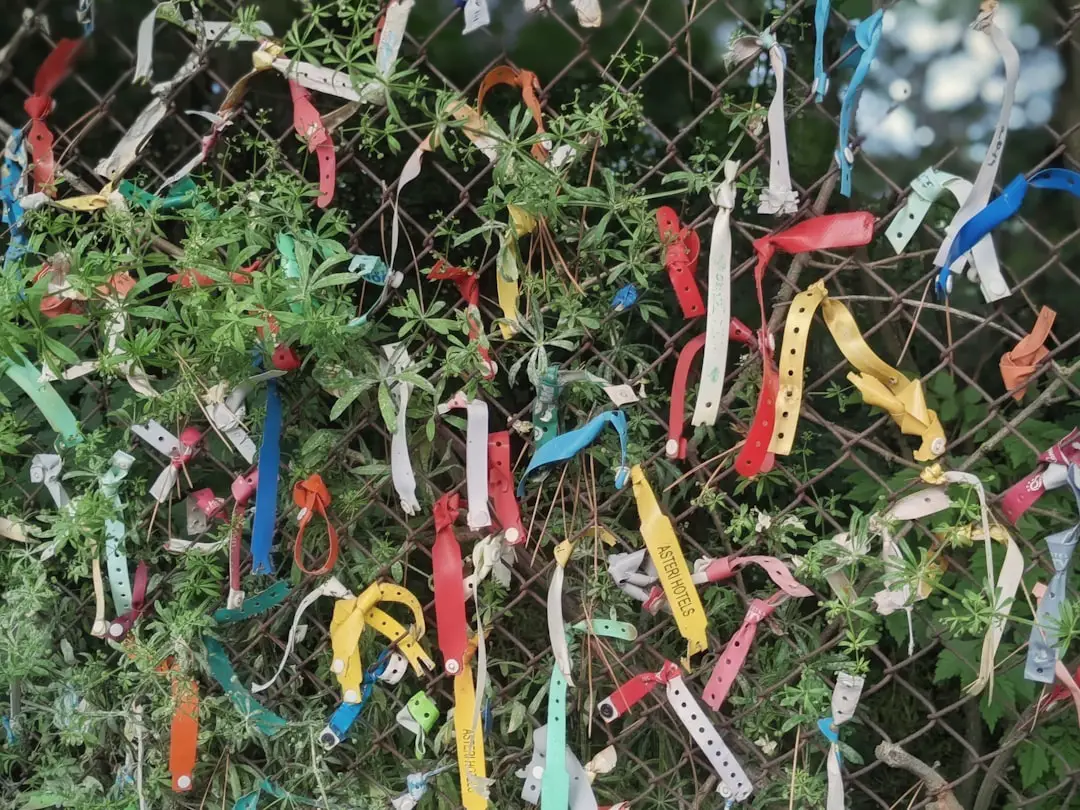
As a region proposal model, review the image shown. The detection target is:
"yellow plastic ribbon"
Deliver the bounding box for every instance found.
[329,582,432,702]
[820,296,946,461]
[454,649,488,810]
[54,181,118,213]
[630,464,708,665]
[494,204,535,339]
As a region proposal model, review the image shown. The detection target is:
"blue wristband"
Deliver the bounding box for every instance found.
[813,0,831,102]
[517,410,630,497]
[836,11,883,197]
[937,169,1080,297]
[251,380,283,574]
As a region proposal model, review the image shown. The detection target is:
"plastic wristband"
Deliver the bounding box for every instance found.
[725,32,797,216]
[1001,306,1054,401]
[835,11,882,197]
[518,411,629,497]
[1025,464,1080,684]
[692,160,741,427]
[438,394,491,530]
[818,673,864,810]
[630,465,707,663]
[1000,430,1080,524]
[933,7,1018,302]
[735,212,875,478]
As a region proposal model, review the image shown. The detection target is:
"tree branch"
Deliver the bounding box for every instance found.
[875,742,964,810]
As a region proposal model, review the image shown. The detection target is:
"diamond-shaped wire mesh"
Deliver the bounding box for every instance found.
[4,0,1080,808]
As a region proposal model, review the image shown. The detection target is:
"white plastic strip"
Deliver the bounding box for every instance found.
[252,577,354,694]
[206,385,257,463]
[96,53,202,179]
[437,394,491,531]
[692,160,739,427]
[665,675,752,801]
[547,561,572,686]
[519,725,598,810]
[932,9,1017,303]
[824,673,864,810]
[134,5,271,84]
[727,34,797,216]
[383,343,420,515]
[30,453,70,508]
[571,0,601,27]
[462,0,490,34]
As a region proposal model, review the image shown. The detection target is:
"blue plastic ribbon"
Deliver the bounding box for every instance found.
[817,716,839,750]
[813,0,831,101]
[1,715,15,745]
[1,129,29,276]
[937,168,1080,297]
[320,652,393,748]
[77,0,95,36]
[251,379,283,575]
[517,410,630,497]
[836,11,883,197]
[611,284,638,311]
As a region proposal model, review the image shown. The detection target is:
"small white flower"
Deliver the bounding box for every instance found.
[754,509,772,533]
[754,736,778,755]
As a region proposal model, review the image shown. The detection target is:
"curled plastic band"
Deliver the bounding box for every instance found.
[1001,306,1054,401]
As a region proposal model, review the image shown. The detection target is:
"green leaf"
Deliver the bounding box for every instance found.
[43,336,79,365]
[377,382,396,431]
[1017,740,1051,789]
[933,640,980,685]
[312,272,361,290]
[128,305,176,321]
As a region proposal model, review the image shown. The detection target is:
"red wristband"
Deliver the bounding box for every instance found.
[24,38,82,194]
[429,260,496,379]
[667,318,756,460]
[289,80,336,208]
[656,207,703,318]
[433,493,469,675]
[488,431,525,545]
[735,212,875,478]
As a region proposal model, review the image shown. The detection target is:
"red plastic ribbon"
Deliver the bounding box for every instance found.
[292,474,339,576]
[288,80,336,208]
[666,319,756,459]
[229,473,258,599]
[168,259,262,288]
[656,207,703,318]
[429,259,496,379]
[24,38,83,195]
[433,492,469,676]
[601,660,681,718]
[191,488,225,520]
[33,262,85,319]
[702,593,783,710]
[109,561,149,640]
[172,427,203,470]
[488,431,525,545]
[1000,429,1080,524]
[735,212,875,478]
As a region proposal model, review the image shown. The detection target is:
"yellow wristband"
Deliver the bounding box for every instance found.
[770,280,828,455]
[630,464,708,664]
[454,663,488,810]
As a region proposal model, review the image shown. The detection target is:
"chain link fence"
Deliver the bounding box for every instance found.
[3,0,1080,808]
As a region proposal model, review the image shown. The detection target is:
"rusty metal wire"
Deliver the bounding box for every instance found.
[4,1,1080,808]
